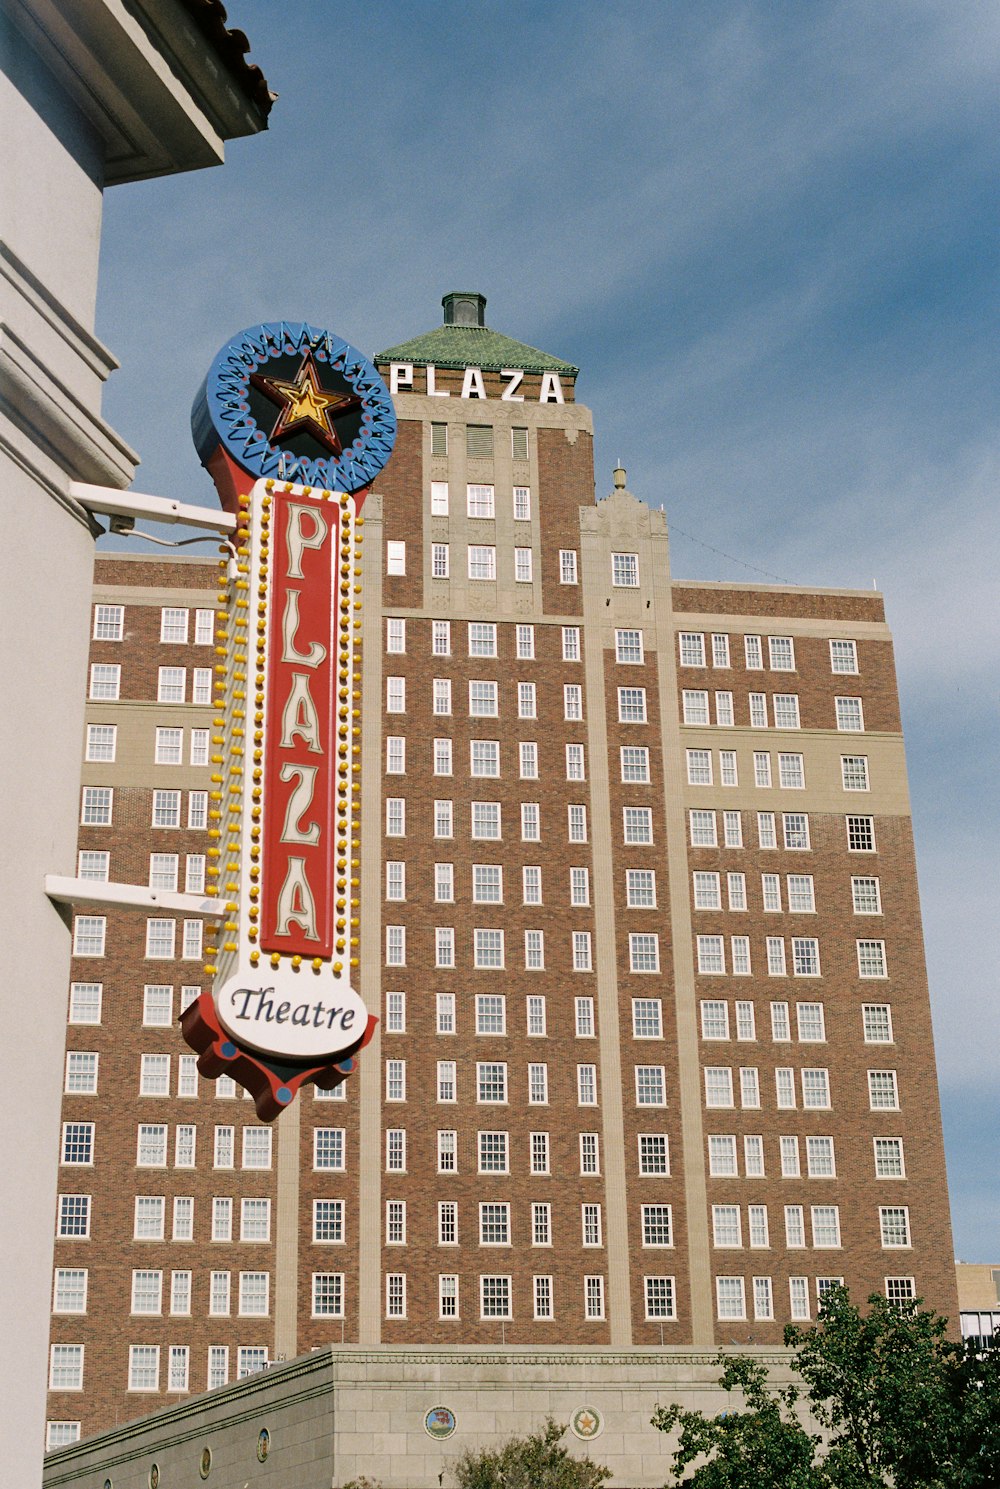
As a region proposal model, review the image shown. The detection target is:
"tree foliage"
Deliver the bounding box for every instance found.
[652,1286,1000,1489]
[450,1415,612,1489]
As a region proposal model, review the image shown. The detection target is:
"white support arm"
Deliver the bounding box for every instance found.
[68,483,237,533]
[45,875,227,917]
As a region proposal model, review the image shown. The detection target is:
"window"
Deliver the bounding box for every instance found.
[134,1195,166,1240]
[515,547,533,582]
[312,1273,344,1317]
[64,1052,98,1095]
[769,636,795,670]
[478,1131,508,1173]
[704,1068,734,1108]
[578,1064,598,1105]
[852,877,882,914]
[784,812,811,850]
[517,681,536,718]
[385,991,406,1034]
[139,1054,170,1097]
[611,551,639,587]
[608,629,644,668]
[437,1201,458,1246]
[830,639,859,673]
[874,1137,905,1178]
[182,920,202,960]
[863,1004,893,1043]
[778,753,805,789]
[61,1122,94,1166]
[131,1268,163,1315]
[192,668,212,705]
[207,1346,229,1389]
[835,696,864,732]
[716,1277,746,1319]
[885,1276,916,1305]
[697,936,725,975]
[568,804,587,842]
[438,1130,457,1172]
[212,1198,233,1242]
[89,663,120,700]
[385,861,405,902]
[807,1136,836,1178]
[386,540,406,575]
[476,1062,507,1103]
[434,923,455,970]
[632,1134,669,1180]
[151,790,180,828]
[386,736,406,776]
[480,1202,511,1247]
[468,545,496,581]
[55,1195,90,1239]
[154,727,183,766]
[520,741,539,779]
[436,994,456,1035]
[801,1068,830,1108]
[789,1277,810,1320]
[847,815,876,851]
[187,792,207,829]
[530,1132,550,1175]
[471,740,500,779]
[435,863,454,902]
[796,1002,825,1042]
[719,810,740,848]
[475,994,506,1034]
[53,1267,88,1315]
[629,869,658,908]
[314,1128,345,1171]
[792,938,820,977]
[468,622,497,657]
[785,1205,806,1247]
[564,683,583,720]
[771,1001,791,1041]
[69,983,102,1025]
[432,620,451,656]
[127,1345,160,1392]
[469,680,498,717]
[767,938,787,976]
[632,998,662,1038]
[386,617,407,654]
[72,914,106,960]
[679,632,706,666]
[700,1000,729,1039]
[77,851,109,881]
[386,1200,407,1245]
[429,480,449,517]
[430,421,448,456]
[629,933,660,973]
[687,749,713,785]
[583,1274,605,1319]
[880,1207,911,1248]
[841,755,870,791]
[560,549,578,584]
[713,1204,742,1248]
[385,1059,406,1103]
[719,747,737,783]
[512,481,532,521]
[754,752,772,789]
[858,940,888,978]
[625,807,654,844]
[645,1276,676,1320]
[744,635,763,669]
[581,1202,603,1248]
[437,1061,456,1102]
[635,1066,665,1106]
[621,746,650,782]
[85,724,116,763]
[618,687,647,723]
[385,1273,407,1318]
[749,692,768,728]
[46,1424,82,1449]
[573,931,592,971]
[466,421,493,456]
[474,928,504,967]
[385,798,405,837]
[776,1068,796,1108]
[762,873,782,912]
[157,666,185,703]
[748,1206,769,1249]
[683,690,710,726]
[434,800,453,837]
[93,603,124,640]
[527,995,547,1034]
[688,810,716,847]
[385,925,406,966]
[386,1129,406,1171]
[516,624,535,659]
[868,1070,899,1109]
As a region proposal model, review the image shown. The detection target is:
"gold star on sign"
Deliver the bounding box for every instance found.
[252,350,362,457]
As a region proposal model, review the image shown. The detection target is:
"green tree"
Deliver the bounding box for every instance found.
[450,1416,612,1489]
[652,1286,1000,1489]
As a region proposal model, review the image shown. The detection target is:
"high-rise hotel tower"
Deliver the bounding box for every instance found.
[46,294,956,1444]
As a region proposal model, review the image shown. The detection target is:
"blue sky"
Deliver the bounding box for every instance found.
[96,0,999,1259]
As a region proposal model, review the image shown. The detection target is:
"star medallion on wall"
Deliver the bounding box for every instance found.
[251,350,362,456]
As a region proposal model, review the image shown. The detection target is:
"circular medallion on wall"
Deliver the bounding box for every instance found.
[192,321,397,495]
[257,1427,271,1463]
[198,1445,212,1479]
[423,1405,457,1440]
[148,1465,159,1489]
[570,1406,604,1440]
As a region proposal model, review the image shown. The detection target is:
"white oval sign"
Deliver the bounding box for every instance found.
[214,965,368,1062]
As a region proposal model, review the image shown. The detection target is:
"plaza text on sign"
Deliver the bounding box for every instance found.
[262,495,339,958]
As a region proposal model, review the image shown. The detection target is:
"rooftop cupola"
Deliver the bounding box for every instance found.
[442,291,487,327]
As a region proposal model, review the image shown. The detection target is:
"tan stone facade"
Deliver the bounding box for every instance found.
[45,343,956,1451]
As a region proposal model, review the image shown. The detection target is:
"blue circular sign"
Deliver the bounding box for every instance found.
[192,321,396,493]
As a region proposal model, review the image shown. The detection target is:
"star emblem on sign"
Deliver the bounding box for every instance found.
[251,349,362,457]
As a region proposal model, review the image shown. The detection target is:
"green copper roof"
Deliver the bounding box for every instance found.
[375,324,578,376]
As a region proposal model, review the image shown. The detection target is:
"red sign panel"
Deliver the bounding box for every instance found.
[260,491,340,958]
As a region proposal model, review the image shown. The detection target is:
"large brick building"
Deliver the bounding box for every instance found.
[46,293,956,1447]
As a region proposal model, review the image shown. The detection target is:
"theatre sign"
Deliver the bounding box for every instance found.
[180,321,397,1117]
